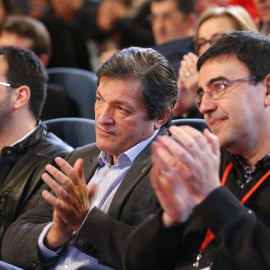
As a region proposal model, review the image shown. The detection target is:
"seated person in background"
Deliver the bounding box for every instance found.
[178,5,258,98]
[0,14,78,120]
[0,0,17,28]
[150,0,196,75]
[99,0,196,76]
[1,47,178,270]
[0,46,73,251]
[147,0,198,119]
[123,31,270,269]
[253,0,270,37]
[173,5,257,120]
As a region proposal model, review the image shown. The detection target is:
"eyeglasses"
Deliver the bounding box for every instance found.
[0,81,11,87]
[194,77,257,109]
[196,33,226,53]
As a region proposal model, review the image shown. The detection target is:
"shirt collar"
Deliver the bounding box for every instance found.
[10,126,38,146]
[232,153,270,179]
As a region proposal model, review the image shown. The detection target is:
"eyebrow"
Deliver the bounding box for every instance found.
[96,89,102,98]
[197,76,229,94]
[207,76,228,87]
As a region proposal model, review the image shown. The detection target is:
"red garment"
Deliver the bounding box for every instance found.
[229,0,259,19]
[197,0,259,20]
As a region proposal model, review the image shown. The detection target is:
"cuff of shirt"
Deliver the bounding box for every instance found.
[38,222,64,262]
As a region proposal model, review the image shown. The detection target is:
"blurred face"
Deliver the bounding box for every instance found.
[198,55,266,154]
[253,0,270,23]
[95,77,157,162]
[0,56,13,132]
[0,0,6,25]
[0,32,33,50]
[51,0,72,15]
[197,16,238,56]
[150,0,190,45]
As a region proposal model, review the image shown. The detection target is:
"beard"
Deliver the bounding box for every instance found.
[0,91,13,132]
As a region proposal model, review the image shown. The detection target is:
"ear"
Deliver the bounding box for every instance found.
[154,108,171,129]
[264,74,270,107]
[39,53,49,67]
[13,85,31,111]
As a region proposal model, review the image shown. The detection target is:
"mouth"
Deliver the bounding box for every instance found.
[209,118,226,130]
[96,126,115,136]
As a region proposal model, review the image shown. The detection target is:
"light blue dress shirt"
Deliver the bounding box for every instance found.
[38,129,159,269]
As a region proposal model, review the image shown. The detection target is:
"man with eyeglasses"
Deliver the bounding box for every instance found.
[0,46,73,251]
[123,31,270,270]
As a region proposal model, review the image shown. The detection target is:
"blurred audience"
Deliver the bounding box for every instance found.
[23,0,92,70]
[0,0,17,27]
[151,0,196,76]
[174,5,257,119]
[97,0,154,59]
[99,0,196,75]
[253,0,270,37]
[0,15,78,120]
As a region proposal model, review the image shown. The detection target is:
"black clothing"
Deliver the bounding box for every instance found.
[0,120,73,251]
[123,149,270,269]
[153,36,196,77]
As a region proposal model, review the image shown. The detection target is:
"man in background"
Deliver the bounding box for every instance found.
[150,0,196,75]
[0,15,78,120]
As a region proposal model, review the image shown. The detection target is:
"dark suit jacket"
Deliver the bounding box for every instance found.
[1,127,167,270]
[153,37,196,77]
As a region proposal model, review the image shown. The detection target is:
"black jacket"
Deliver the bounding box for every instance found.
[123,149,270,270]
[0,121,73,252]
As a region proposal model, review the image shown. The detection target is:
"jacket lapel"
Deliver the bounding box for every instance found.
[83,147,100,184]
[107,127,168,218]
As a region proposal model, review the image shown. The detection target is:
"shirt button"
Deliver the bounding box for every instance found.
[77,239,84,247]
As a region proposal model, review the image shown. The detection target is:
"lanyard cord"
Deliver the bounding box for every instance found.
[200,162,270,251]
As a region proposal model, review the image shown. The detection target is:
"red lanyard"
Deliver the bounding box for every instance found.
[200,162,270,252]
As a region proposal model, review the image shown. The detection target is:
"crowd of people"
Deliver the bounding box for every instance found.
[1,0,270,270]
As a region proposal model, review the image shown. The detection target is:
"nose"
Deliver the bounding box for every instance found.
[199,92,217,115]
[153,16,166,29]
[96,105,114,125]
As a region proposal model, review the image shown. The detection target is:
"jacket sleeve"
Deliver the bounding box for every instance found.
[1,195,55,270]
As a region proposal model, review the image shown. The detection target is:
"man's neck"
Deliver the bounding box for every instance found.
[232,143,270,170]
[0,120,37,153]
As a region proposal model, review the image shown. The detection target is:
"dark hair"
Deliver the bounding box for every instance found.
[2,15,52,59]
[0,46,48,119]
[2,0,16,14]
[96,47,178,126]
[197,31,270,84]
[151,0,196,16]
